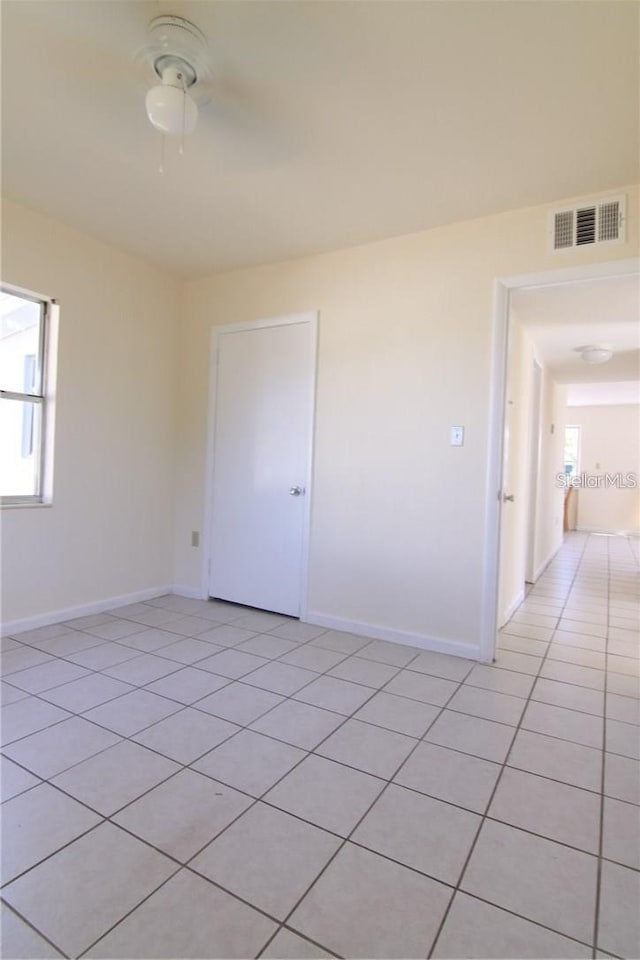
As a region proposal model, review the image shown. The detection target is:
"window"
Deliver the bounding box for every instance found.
[0,286,57,505]
[564,425,581,479]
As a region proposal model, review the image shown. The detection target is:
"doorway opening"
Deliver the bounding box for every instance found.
[481,258,639,662]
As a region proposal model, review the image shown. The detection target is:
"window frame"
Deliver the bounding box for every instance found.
[0,284,57,507]
[564,424,581,480]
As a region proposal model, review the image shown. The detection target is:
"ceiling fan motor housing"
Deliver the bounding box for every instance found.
[137,15,211,100]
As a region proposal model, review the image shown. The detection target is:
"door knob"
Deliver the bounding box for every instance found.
[289,486,304,497]
[503,493,515,502]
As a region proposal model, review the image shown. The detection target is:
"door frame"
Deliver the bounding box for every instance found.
[480,257,639,663]
[525,358,543,584]
[201,311,319,618]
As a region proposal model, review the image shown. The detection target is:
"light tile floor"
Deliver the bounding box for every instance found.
[1,532,638,959]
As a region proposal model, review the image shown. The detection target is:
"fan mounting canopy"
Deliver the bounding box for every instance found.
[136,14,211,102]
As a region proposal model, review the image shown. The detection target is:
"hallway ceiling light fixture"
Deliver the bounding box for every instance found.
[580,344,613,364]
[137,15,211,169]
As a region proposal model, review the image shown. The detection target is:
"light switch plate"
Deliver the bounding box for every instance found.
[451,426,464,446]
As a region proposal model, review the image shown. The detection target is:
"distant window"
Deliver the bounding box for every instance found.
[564,425,581,479]
[0,286,57,505]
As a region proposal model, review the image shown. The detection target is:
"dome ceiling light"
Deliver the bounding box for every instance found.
[580,344,613,364]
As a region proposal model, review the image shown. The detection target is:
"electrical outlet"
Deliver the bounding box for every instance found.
[191,531,200,548]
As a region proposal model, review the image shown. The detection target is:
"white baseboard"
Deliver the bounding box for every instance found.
[1,585,173,638]
[531,541,563,584]
[305,610,480,661]
[498,590,525,630]
[577,526,640,536]
[171,584,206,600]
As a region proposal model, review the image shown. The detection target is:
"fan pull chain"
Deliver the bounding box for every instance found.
[159,132,165,174]
[179,72,187,155]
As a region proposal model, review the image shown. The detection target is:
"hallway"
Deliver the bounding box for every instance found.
[489,531,639,959]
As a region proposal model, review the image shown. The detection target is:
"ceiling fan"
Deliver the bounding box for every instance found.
[134,11,291,175]
[136,14,212,166]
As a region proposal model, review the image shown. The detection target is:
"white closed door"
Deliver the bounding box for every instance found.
[208,316,316,617]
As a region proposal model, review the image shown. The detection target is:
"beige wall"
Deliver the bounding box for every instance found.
[1,199,180,624]
[175,185,638,657]
[569,404,640,533]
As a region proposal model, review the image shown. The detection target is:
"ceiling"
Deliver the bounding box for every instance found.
[513,274,640,403]
[2,1,639,278]
[566,381,640,406]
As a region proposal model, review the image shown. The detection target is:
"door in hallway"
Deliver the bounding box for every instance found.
[208,314,316,617]
[497,317,528,626]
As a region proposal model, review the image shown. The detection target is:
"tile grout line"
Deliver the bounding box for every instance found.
[6,592,636,694]
[0,696,632,944]
[427,531,595,958]
[588,538,638,959]
[3,592,638,894]
[6,657,638,759]
[1,621,360,762]
[4,603,497,777]
[1,632,386,883]
[69,648,424,958]
[3,616,431,783]
[0,898,70,959]
[4,593,637,720]
[592,533,612,959]
[4,644,449,828]
[3,705,367,953]
[3,623,432,952]
[5,633,638,760]
[3,611,405,716]
[267,586,630,960]
[253,649,475,958]
[10,678,639,862]
[1,637,351,897]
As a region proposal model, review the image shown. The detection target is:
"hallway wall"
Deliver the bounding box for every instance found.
[569,403,640,534]
[498,312,566,625]
[533,368,567,576]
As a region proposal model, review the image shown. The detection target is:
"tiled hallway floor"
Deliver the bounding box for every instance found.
[1,532,638,959]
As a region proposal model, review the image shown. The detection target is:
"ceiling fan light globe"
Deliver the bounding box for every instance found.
[145,84,198,136]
